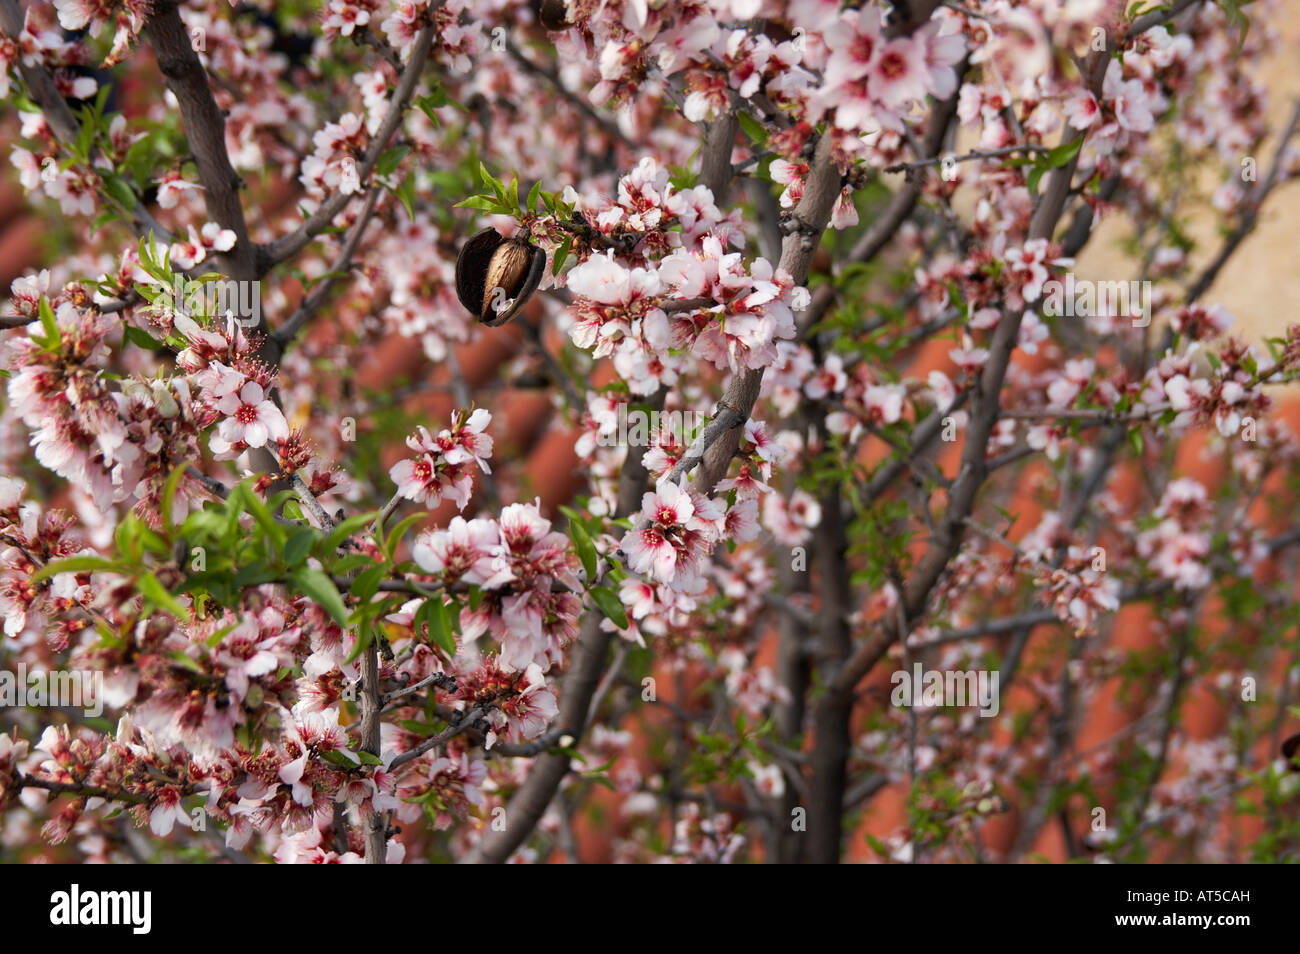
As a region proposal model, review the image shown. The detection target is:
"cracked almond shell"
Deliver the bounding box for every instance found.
[455,227,545,326]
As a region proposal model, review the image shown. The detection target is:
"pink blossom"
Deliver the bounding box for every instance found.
[621,479,721,590]
[215,380,289,450]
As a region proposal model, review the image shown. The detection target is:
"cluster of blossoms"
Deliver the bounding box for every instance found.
[579,0,964,175]
[389,408,494,511]
[619,479,724,595]
[720,646,792,720]
[809,352,911,441]
[11,126,103,217]
[169,312,296,464]
[762,485,822,547]
[225,706,397,855]
[595,432,778,644]
[452,656,558,748]
[385,0,484,70]
[1136,478,1215,591]
[166,223,237,272]
[560,157,804,391]
[376,216,474,362]
[0,731,31,815]
[669,802,745,863]
[24,597,417,857]
[52,0,152,65]
[1018,514,1121,637]
[377,654,556,837]
[4,288,218,521]
[412,501,581,672]
[796,3,966,149]
[300,112,368,199]
[11,719,201,845]
[313,2,487,191]
[392,742,485,834]
[1160,338,1272,439]
[0,477,91,648]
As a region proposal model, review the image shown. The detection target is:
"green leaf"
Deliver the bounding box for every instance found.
[382,511,425,558]
[552,236,573,276]
[569,521,598,581]
[168,651,204,674]
[37,296,59,346]
[234,483,285,550]
[1027,165,1044,195]
[1216,0,1256,48]
[292,567,350,625]
[590,585,628,629]
[1025,139,1082,195]
[1044,137,1084,168]
[1127,428,1144,456]
[101,174,138,212]
[332,553,383,575]
[115,514,141,562]
[394,174,416,221]
[138,572,190,621]
[160,464,189,535]
[422,598,457,655]
[454,194,509,213]
[123,324,166,351]
[526,180,542,214]
[232,560,276,588]
[320,749,361,767]
[736,110,767,145]
[137,522,171,556]
[415,93,443,125]
[345,619,372,664]
[375,144,410,177]
[204,621,239,648]
[322,511,378,554]
[348,564,387,605]
[30,555,123,583]
[282,528,317,568]
[478,161,507,201]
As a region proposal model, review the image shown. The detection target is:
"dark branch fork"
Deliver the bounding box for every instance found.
[260,23,439,271]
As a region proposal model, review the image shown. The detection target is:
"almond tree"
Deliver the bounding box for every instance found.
[1,0,1299,864]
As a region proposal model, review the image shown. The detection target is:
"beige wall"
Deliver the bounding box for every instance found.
[1078,13,1300,346]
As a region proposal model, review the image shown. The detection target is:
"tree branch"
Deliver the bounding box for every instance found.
[260,22,437,270]
[271,186,382,355]
[143,0,257,282]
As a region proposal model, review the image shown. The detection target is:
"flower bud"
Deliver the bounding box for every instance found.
[150,380,179,418]
[455,227,545,327]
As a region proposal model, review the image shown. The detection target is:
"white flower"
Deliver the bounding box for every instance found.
[215,381,289,449]
[567,250,630,304]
